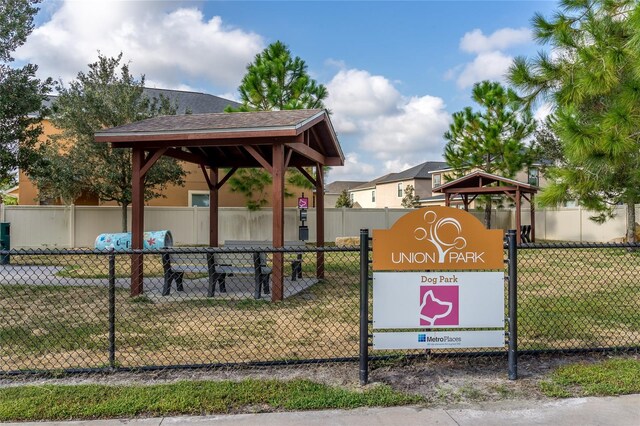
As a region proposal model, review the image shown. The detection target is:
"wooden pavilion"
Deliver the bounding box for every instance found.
[432,170,538,244]
[95,109,344,301]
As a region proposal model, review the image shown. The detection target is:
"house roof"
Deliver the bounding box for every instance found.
[324,181,366,194]
[378,161,448,184]
[351,161,448,191]
[41,88,239,116]
[95,109,344,168]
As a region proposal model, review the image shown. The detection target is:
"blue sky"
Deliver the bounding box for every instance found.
[17,0,557,183]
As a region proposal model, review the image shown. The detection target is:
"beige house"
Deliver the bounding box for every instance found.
[349,162,447,208]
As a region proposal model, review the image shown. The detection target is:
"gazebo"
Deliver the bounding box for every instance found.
[95,109,344,301]
[432,170,538,244]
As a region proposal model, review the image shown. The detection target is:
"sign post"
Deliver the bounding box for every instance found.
[371,206,506,356]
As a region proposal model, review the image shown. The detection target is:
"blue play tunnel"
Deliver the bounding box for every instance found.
[95,230,173,251]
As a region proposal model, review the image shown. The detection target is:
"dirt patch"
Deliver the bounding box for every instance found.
[2,352,637,408]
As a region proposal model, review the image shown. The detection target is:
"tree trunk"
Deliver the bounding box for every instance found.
[121,203,128,233]
[484,199,492,229]
[626,202,636,243]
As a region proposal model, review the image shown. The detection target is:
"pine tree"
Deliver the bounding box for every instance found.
[226,41,328,209]
[509,0,640,242]
[443,81,535,228]
[335,189,353,208]
[401,185,421,208]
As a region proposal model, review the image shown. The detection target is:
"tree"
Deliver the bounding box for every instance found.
[443,80,536,228]
[226,41,328,209]
[334,189,353,208]
[509,0,640,242]
[0,0,51,186]
[29,53,185,231]
[401,184,421,208]
[532,119,565,171]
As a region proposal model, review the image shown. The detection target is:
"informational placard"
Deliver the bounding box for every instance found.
[373,330,504,350]
[371,206,505,350]
[373,272,504,329]
[297,197,309,209]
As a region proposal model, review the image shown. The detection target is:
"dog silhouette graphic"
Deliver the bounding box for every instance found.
[419,286,459,326]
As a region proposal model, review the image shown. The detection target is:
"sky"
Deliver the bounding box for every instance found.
[14,0,557,183]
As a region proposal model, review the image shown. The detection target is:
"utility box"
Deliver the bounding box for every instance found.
[298,225,309,241]
[0,222,10,265]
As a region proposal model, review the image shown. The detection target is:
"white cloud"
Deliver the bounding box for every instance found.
[447,27,533,90]
[455,50,514,89]
[460,28,531,53]
[326,152,376,182]
[325,67,450,176]
[326,69,401,122]
[361,95,450,163]
[534,102,554,122]
[15,0,263,91]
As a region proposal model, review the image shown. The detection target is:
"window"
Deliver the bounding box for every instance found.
[397,183,403,197]
[372,190,376,202]
[189,190,210,207]
[528,168,539,186]
[350,193,354,202]
[433,174,441,188]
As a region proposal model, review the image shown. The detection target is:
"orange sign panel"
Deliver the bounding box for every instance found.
[373,206,504,271]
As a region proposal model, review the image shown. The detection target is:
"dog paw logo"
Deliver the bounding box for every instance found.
[419,286,459,326]
[414,211,467,263]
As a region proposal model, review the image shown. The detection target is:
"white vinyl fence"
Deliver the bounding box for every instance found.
[0,204,631,248]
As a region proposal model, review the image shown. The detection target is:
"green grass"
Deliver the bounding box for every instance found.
[540,358,640,397]
[0,379,422,421]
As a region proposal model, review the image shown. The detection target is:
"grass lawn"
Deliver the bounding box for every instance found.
[1,247,638,372]
[0,379,422,422]
[540,358,640,397]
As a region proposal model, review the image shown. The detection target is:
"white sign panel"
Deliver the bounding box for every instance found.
[373,330,505,350]
[373,272,504,329]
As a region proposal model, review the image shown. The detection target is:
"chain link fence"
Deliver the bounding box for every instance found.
[1,242,638,375]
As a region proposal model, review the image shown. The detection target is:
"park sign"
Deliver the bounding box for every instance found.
[372,206,505,350]
[373,206,503,271]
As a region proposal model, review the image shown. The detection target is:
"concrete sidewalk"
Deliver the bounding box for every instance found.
[6,394,639,426]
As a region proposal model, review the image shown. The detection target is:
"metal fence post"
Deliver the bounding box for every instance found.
[359,228,370,385]
[108,249,116,369]
[507,229,518,380]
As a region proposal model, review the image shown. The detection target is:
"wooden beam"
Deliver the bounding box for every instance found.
[285,147,293,169]
[516,188,522,244]
[295,166,317,187]
[285,142,326,165]
[310,127,327,155]
[216,167,237,190]
[131,148,145,297]
[103,135,300,149]
[140,147,167,177]
[97,130,299,145]
[530,193,536,242]
[245,146,273,174]
[210,168,219,247]
[164,148,209,166]
[271,143,285,302]
[200,164,215,191]
[315,164,325,280]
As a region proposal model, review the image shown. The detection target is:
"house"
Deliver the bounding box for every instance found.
[349,161,447,208]
[323,180,366,207]
[18,88,309,207]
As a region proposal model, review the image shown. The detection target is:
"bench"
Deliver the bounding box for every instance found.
[224,240,305,281]
[162,240,305,298]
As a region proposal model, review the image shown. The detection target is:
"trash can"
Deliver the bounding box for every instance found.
[0,222,9,265]
[95,230,173,251]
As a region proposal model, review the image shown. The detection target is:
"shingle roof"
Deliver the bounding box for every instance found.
[352,174,393,191]
[324,181,367,194]
[377,161,448,184]
[142,88,240,114]
[96,109,325,135]
[41,88,239,116]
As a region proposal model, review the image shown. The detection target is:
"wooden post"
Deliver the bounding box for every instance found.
[315,164,325,279]
[131,148,145,296]
[209,167,219,247]
[530,193,535,242]
[463,194,469,211]
[515,188,522,244]
[445,193,450,207]
[271,144,285,301]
